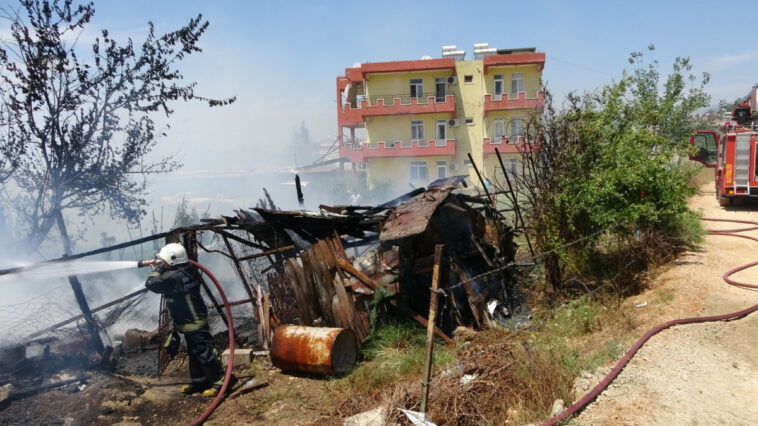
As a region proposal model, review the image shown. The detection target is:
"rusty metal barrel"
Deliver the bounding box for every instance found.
[270,325,358,375]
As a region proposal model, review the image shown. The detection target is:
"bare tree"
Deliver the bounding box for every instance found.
[0,0,234,254]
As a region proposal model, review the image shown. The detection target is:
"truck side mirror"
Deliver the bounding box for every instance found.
[689,131,718,168]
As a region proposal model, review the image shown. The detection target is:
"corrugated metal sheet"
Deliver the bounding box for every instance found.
[379,186,455,242]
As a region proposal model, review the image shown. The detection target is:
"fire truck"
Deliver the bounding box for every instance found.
[690,85,758,206]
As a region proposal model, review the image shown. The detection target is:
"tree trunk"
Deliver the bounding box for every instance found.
[54,209,105,353]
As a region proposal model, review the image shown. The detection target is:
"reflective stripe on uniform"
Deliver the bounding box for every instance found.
[149,272,160,277]
[186,294,200,322]
[177,318,208,333]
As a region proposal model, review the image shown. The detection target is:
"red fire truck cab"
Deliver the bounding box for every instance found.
[690,126,758,206]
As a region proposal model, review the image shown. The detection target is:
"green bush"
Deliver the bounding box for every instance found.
[521,46,710,292]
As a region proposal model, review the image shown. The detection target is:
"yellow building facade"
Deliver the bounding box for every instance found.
[336,45,544,191]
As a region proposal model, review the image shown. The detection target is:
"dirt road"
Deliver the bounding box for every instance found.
[574,187,758,425]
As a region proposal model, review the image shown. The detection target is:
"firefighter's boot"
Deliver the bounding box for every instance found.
[181,381,207,395]
[202,374,236,397]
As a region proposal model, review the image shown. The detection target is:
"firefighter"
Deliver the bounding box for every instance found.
[144,243,231,397]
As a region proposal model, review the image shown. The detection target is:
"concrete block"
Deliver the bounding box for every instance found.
[221,348,254,367]
[344,406,387,426]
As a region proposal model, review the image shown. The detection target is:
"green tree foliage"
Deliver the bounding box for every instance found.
[0,0,234,254]
[521,47,710,291]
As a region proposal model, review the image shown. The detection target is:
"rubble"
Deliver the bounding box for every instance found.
[0,173,529,423]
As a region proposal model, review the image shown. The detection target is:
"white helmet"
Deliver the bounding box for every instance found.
[157,243,189,266]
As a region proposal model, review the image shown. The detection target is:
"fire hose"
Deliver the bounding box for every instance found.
[186,260,235,426]
[542,218,758,426]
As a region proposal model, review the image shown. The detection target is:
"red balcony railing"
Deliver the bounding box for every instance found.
[483,91,544,114]
[339,94,456,124]
[482,137,529,156]
[340,139,456,162]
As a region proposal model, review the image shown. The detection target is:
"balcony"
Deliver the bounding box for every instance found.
[483,91,544,114]
[483,137,531,156]
[340,139,456,162]
[483,52,546,74]
[340,94,456,123]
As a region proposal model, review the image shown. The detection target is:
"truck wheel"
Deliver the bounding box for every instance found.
[716,177,730,207]
[718,191,731,207]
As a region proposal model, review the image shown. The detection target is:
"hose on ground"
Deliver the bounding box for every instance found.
[542,218,758,426]
[186,260,235,426]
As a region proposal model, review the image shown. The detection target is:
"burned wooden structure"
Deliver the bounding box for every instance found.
[0,173,525,376]
[228,175,521,343]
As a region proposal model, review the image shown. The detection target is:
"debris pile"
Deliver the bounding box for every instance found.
[0,174,526,378]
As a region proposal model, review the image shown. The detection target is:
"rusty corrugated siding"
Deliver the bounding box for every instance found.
[379,187,456,242]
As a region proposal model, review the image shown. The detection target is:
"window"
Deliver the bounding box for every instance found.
[464,75,473,84]
[511,72,524,95]
[507,158,518,179]
[464,158,473,166]
[465,117,474,125]
[692,132,717,166]
[410,78,423,99]
[410,161,428,181]
[411,120,424,141]
[510,116,524,139]
[435,78,447,103]
[493,118,505,142]
[436,120,447,141]
[437,161,447,179]
[494,74,504,99]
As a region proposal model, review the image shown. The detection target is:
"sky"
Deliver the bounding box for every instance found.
[4,0,758,247]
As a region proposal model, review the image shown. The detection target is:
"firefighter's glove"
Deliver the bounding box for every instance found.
[164,330,180,357]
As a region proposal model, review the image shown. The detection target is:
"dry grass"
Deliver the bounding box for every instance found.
[316,296,636,425]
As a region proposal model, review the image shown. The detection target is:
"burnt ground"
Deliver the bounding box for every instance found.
[0,349,341,425]
[0,358,207,425]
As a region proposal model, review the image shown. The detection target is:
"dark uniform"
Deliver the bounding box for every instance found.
[146,262,224,391]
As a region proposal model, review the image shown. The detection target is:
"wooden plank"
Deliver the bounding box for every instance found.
[452,262,483,329]
[291,257,320,323]
[313,241,341,327]
[323,239,366,338]
[331,233,348,260]
[283,259,315,325]
[262,293,271,345]
[332,272,365,341]
[300,246,336,326]
[420,244,444,413]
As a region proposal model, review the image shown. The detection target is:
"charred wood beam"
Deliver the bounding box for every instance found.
[196,241,233,258]
[222,235,268,350]
[238,245,295,262]
[214,229,271,251]
[341,234,379,249]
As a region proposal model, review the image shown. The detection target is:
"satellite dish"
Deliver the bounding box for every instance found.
[421,55,432,60]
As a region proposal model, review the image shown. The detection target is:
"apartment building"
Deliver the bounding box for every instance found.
[336,43,545,189]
